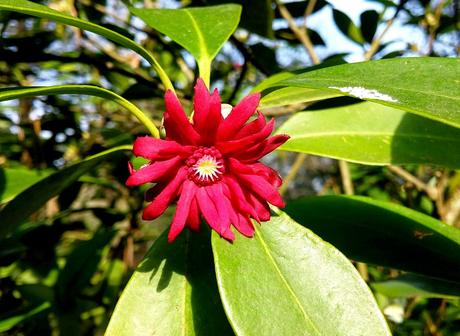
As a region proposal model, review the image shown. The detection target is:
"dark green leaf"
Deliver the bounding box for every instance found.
[372,274,460,299]
[106,228,232,336]
[285,195,460,282]
[130,4,241,80]
[278,58,460,129]
[212,211,391,335]
[333,9,365,44]
[360,10,380,43]
[56,229,116,307]
[0,146,130,239]
[274,0,328,19]
[0,302,51,333]
[276,101,460,168]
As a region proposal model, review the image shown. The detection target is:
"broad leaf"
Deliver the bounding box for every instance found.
[285,196,460,282]
[360,10,380,43]
[130,4,241,83]
[276,101,460,168]
[333,9,365,44]
[106,229,232,336]
[0,166,50,204]
[260,87,340,108]
[212,211,391,336]
[276,58,460,129]
[0,0,173,90]
[0,85,159,137]
[372,274,460,299]
[0,146,130,239]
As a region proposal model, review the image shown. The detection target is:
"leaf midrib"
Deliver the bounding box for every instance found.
[281,131,460,142]
[184,9,210,61]
[255,225,322,336]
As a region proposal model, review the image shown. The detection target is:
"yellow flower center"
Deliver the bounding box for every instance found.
[193,155,223,182]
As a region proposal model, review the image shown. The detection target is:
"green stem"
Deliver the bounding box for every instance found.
[198,59,211,88]
[0,85,160,138]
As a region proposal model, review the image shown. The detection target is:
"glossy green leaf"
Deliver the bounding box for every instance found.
[276,101,460,168]
[212,211,391,336]
[130,4,241,85]
[277,58,460,129]
[285,195,460,282]
[0,166,50,204]
[260,87,341,108]
[0,146,130,239]
[0,85,159,137]
[372,274,460,299]
[0,0,173,90]
[106,229,232,336]
[333,9,365,44]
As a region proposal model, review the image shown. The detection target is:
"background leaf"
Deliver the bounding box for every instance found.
[372,274,460,299]
[285,195,460,282]
[360,10,380,43]
[333,9,365,44]
[277,58,460,129]
[106,229,232,336]
[0,0,173,90]
[0,167,50,204]
[276,101,460,168]
[0,146,130,239]
[212,211,391,336]
[130,4,241,83]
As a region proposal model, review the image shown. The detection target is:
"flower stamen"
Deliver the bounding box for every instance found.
[186,147,224,186]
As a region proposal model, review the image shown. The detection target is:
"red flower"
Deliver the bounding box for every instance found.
[126,79,289,242]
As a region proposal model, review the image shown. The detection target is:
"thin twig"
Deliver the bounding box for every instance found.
[279,154,307,196]
[388,165,438,200]
[274,0,320,65]
[338,160,354,195]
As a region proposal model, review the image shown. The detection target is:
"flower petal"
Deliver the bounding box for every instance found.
[233,213,255,237]
[218,93,260,139]
[237,134,290,162]
[126,156,182,187]
[192,78,211,133]
[200,89,222,145]
[216,119,275,155]
[142,167,188,220]
[196,186,235,241]
[168,180,196,242]
[186,198,201,232]
[248,193,271,222]
[223,176,260,221]
[164,90,200,145]
[133,136,194,160]
[234,111,266,139]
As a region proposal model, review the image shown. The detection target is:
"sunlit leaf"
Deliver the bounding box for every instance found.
[0,166,51,204]
[276,101,460,168]
[106,229,232,336]
[285,195,460,282]
[130,4,241,83]
[212,211,391,336]
[276,58,460,129]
